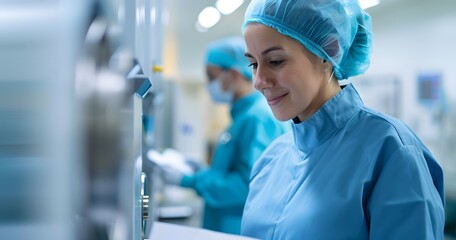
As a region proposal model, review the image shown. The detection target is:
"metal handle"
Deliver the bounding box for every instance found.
[142,195,149,220]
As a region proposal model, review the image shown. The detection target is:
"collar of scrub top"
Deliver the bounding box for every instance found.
[230,90,262,119]
[292,83,363,153]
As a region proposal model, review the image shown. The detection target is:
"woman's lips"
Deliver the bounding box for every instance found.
[267,93,288,106]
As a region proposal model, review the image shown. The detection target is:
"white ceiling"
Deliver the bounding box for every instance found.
[162,0,251,80]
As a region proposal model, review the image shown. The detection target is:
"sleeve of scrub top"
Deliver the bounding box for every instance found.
[366,145,445,240]
[180,117,275,208]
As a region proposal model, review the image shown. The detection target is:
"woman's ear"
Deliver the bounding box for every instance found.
[321,60,331,73]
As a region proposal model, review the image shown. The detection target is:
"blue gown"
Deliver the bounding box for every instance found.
[181,91,288,234]
[241,84,445,239]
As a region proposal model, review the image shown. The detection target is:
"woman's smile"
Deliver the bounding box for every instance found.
[265,92,288,106]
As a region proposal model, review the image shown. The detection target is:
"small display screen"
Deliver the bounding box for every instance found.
[417,73,441,103]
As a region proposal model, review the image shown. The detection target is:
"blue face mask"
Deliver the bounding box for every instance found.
[207,78,233,104]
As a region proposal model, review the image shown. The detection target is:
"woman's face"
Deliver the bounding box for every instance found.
[244,24,339,122]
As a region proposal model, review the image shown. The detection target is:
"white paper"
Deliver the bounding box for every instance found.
[147,222,258,240]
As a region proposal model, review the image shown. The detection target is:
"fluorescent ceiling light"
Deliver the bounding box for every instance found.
[195,21,209,33]
[198,6,221,28]
[216,0,244,15]
[359,0,380,9]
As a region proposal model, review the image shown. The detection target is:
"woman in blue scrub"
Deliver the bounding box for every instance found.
[241,0,445,239]
[161,37,288,234]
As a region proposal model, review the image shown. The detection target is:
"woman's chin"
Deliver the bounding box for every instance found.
[272,111,292,122]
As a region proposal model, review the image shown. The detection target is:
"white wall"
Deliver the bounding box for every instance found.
[364,0,456,194]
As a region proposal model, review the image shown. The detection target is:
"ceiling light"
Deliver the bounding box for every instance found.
[195,21,209,33]
[198,6,221,29]
[359,0,380,9]
[215,0,244,15]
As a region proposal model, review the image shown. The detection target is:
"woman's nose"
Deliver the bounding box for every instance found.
[253,66,272,90]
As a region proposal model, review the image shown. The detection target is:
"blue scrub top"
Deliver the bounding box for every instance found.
[241,84,445,239]
[181,91,288,234]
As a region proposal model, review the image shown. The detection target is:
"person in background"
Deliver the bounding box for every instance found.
[240,0,445,239]
[159,37,288,234]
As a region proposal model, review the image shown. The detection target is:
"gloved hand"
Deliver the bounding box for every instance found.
[145,148,197,174]
[160,149,194,174]
[145,148,196,185]
[184,156,206,172]
[160,165,184,186]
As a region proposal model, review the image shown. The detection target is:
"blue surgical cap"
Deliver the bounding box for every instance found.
[205,37,252,81]
[242,0,373,80]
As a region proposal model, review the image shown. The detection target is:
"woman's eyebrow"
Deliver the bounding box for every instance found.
[245,46,284,58]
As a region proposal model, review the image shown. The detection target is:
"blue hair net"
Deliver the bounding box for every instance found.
[242,0,373,80]
[205,37,252,81]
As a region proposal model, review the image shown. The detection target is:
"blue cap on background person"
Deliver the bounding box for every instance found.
[242,0,373,80]
[205,37,252,81]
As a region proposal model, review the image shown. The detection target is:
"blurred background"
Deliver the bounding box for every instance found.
[0,0,455,239]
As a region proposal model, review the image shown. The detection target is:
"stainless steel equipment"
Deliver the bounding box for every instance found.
[0,0,163,239]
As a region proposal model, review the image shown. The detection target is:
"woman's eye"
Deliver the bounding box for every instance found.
[269,60,283,67]
[248,62,258,69]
